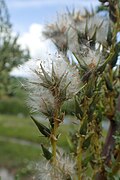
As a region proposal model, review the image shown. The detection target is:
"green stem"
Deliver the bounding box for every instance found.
[112,148,120,175]
[76,97,89,180]
[95,120,117,180]
[51,109,59,165]
[95,95,120,180]
[76,135,84,180]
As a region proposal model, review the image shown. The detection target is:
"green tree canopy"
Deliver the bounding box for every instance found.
[0,0,30,97]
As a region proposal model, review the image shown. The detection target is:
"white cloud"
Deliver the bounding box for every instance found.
[18,23,57,58]
[11,23,57,77]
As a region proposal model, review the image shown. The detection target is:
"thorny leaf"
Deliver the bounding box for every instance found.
[40,64,52,83]
[82,154,94,167]
[79,119,88,135]
[75,97,83,120]
[104,75,113,91]
[82,134,93,150]
[41,144,52,160]
[85,74,96,98]
[31,116,51,137]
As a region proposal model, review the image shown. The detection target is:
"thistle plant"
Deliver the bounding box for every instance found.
[22,1,120,179]
[23,53,81,169]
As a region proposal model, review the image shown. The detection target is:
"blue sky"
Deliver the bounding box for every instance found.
[6,0,119,76]
[7,0,100,76]
[6,0,100,34]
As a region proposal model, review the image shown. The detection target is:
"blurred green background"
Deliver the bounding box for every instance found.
[0,77,76,179]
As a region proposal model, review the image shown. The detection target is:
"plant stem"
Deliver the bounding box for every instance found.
[95,120,117,180]
[102,119,117,162]
[95,95,120,180]
[51,109,59,165]
[112,148,120,175]
[76,136,84,180]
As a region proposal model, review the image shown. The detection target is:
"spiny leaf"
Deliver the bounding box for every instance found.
[79,119,87,135]
[85,18,88,39]
[109,43,120,68]
[73,53,89,72]
[104,76,113,91]
[82,154,94,167]
[85,75,95,98]
[34,69,46,82]
[31,116,51,137]
[96,51,114,73]
[51,62,59,83]
[89,27,97,47]
[40,82,50,89]
[75,97,83,119]
[41,144,52,160]
[57,71,68,87]
[107,24,112,46]
[87,95,98,121]
[40,64,52,83]
[81,70,92,82]
[49,117,54,128]
[82,134,93,149]
[60,81,71,101]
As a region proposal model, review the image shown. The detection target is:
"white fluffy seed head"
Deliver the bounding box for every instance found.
[76,46,103,70]
[44,11,110,54]
[35,154,75,180]
[51,53,81,98]
[22,53,81,115]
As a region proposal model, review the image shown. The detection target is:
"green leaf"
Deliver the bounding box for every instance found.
[51,62,59,83]
[75,97,83,119]
[85,75,95,98]
[104,76,113,91]
[66,136,74,151]
[40,64,52,84]
[81,70,92,82]
[60,81,71,101]
[82,134,93,149]
[79,119,87,135]
[87,95,98,121]
[31,116,51,137]
[73,53,88,72]
[41,144,52,160]
[82,154,94,167]
[107,24,112,46]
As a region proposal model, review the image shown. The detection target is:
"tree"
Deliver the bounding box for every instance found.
[0,0,30,97]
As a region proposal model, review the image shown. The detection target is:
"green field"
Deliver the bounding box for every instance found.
[0,114,74,179]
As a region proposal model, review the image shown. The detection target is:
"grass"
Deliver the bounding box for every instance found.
[0,141,41,180]
[0,141,41,167]
[0,114,74,170]
[0,114,41,143]
[0,114,75,146]
[0,114,76,179]
[0,114,42,179]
